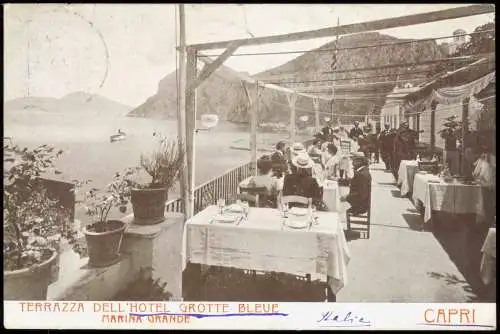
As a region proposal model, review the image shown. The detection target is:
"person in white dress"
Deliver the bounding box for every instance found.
[323,143,340,180]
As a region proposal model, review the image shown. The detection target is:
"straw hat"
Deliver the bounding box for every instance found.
[291,142,306,155]
[292,154,314,169]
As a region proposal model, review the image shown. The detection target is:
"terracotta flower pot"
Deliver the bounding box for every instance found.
[84,220,126,268]
[130,187,168,225]
[4,249,58,300]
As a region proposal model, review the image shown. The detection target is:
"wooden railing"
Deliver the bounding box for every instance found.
[165,162,253,215]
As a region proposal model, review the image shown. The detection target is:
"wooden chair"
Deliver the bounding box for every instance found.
[238,185,267,207]
[418,161,439,174]
[281,195,310,207]
[346,197,372,239]
[340,140,351,155]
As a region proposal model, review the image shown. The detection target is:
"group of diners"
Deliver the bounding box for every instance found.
[243,124,372,219]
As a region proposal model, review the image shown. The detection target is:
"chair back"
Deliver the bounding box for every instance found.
[418,161,439,174]
[281,195,310,206]
[239,185,268,195]
[237,193,259,207]
[340,140,351,155]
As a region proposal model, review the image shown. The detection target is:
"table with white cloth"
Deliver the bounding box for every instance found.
[182,205,351,298]
[412,173,486,224]
[480,228,496,285]
[397,160,419,196]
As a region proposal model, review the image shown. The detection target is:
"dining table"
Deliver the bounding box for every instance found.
[397,160,419,197]
[182,204,351,298]
[239,174,342,213]
[480,227,496,285]
[412,172,486,224]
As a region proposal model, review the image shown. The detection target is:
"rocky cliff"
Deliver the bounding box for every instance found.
[128,32,445,124]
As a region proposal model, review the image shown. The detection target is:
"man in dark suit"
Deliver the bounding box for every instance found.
[340,152,372,215]
[378,123,394,171]
[270,141,288,178]
[349,121,364,140]
[320,122,334,142]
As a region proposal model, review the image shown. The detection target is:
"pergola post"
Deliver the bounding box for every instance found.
[177,4,188,221]
[460,96,470,175]
[286,93,297,143]
[430,101,437,149]
[242,81,261,176]
[313,97,320,133]
[185,47,198,219]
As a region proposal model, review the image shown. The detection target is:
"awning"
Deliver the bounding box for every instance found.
[403,54,495,111]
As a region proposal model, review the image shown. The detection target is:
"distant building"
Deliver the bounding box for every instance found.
[449,29,468,55]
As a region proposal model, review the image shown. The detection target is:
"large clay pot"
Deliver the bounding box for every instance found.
[130,187,168,225]
[84,220,126,268]
[4,249,58,300]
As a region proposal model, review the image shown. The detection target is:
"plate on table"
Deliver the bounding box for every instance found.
[289,207,308,216]
[284,218,309,229]
[226,204,245,213]
[211,213,241,224]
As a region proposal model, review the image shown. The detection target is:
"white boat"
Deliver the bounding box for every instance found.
[110,130,127,143]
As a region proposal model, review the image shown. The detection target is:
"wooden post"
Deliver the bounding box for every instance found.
[243,81,260,177]
[286,93,297,143]
[177,4,188,219]
[313,97,320,133]
[461,96,470,175]
[430,101,437,149]
[185,47,198,219]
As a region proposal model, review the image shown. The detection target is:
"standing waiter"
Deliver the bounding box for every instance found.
[378,123,395,172]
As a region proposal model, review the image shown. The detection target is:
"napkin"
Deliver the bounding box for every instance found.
[289,207,308,216]
[226,204,245,213]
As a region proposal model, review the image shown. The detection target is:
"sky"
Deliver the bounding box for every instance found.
[3,3,494,107]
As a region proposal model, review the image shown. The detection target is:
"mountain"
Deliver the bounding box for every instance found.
[128,32,445,124]
[4,92,132,116]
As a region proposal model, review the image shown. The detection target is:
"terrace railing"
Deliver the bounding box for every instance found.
[165,161,253,215]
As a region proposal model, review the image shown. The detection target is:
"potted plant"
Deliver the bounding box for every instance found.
[130,133,184,225]
[3,141,79,300]
[80,169,136,268]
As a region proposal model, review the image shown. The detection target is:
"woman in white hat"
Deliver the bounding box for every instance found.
[283,154,323,207]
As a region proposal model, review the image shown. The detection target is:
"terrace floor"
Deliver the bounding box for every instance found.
[336,162,491,302]
[184,162,494,302]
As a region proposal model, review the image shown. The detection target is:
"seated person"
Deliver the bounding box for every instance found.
[340,152,372,215]
[323,143,340,180]
[245,157,280,207]
[270,140,289,178]
[283,154,323,208]
[307,138,323,158]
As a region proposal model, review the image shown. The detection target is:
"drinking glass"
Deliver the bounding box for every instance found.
[282,202,289,217]
[241,201,249,218]
[217,198,226,214]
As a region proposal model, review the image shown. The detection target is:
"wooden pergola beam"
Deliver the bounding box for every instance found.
[188,41,243,92]
[197,52,332,101]
[186,4,494,51]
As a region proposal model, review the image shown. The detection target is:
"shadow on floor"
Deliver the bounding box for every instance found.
[402,213,425,231]
[377,182,397,187]
[430,213,495,302]
[390,190,402,198]
[183,265,330,302]
[426,271,480,302]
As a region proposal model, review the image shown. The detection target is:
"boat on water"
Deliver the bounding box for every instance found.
[110,129,127,143]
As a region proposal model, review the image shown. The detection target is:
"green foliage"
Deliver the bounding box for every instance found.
[114,268,172,301]
[139,132,184,189]
[80,168,138,225]
[438,115,465,139]
[454,22,495,56]
[3,141,80,271]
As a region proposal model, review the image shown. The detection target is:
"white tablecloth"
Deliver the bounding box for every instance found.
[397,160,419,196]
[480,228,496,285]
[412,173,486,224]
[322,180,341,212]
[182,205,351,294]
